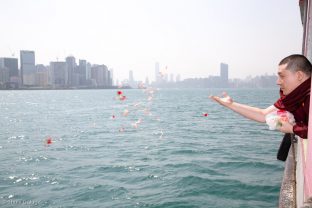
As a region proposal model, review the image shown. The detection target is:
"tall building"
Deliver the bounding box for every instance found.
[155,62,160,83]
[20,50,36,86]
[103,65,109,87]
[129,70,135,87]
[2,58,18,78]
[176,74,181,82]
[129,70,134,83]
[35,64,49,87]
[78,59,87,85]
[65,56,76,86]
[90,64,111,87]
[110,68,114,85]
[0,59,9,85]
[220,63,229,87]
[50,61,68,87]
[128,70,137,88]
[0,58,19,85]
[86,62,91,81]
[91,65,101,86]
[107,70,112,87]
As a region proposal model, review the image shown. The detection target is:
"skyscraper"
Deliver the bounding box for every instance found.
[78,59,87,85]
[109,68,114,86]
[86,62,91,81]
[0,58,18,84]
[107,70,112,87]
[50,61,68,87]
[90,64,111,87]
[20,50,36,86]
[155,62,160,83]
[0,59,10,84]
[220,63,229,87]
[65,56,76,86]
[103,65,109,87]
[129,70,135,88]
[129,70,134,83]
[91,65,103,86]
[35,64,49,87]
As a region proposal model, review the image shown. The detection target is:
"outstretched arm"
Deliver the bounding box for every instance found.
[209,92,277,123]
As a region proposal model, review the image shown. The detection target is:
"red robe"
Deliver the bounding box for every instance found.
[274,78,310,138]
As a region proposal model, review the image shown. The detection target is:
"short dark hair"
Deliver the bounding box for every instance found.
[279,54,312,76]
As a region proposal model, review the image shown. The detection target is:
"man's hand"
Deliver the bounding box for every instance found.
[279,120,294,133]
[209,92,272,123]
[209,92,233,107]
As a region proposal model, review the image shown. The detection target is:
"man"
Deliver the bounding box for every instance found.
[209,54,311,140]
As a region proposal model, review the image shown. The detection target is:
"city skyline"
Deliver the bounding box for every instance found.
[0,50,114,89]
[0,0,302,81]
[0,49,278,89]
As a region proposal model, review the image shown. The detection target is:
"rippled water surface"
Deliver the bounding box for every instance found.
[0,88,284,207]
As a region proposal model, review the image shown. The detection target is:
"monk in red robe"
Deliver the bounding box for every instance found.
[209,54,311,160]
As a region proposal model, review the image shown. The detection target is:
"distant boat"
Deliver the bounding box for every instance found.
[279,1,312,207]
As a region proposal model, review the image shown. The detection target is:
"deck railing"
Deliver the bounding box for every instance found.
[279,140,296,207]
[279,136,312,208]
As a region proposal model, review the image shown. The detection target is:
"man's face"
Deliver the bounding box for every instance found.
[276,64,301,95]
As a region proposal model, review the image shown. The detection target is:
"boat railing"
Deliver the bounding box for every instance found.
[279,136,312,208]
[279,137,296,207]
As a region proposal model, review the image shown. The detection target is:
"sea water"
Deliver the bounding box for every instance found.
[0,88,284,208]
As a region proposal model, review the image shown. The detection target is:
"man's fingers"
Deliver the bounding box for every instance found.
[209,95,220,102]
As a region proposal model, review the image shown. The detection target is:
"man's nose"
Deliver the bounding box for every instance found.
[276,78,281,85]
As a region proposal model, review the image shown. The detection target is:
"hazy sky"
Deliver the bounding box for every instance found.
[0,0,303,82]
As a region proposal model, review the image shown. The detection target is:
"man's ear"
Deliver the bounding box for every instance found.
[296,70,305,81]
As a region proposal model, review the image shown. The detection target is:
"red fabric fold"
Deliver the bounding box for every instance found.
[293,123,309,138]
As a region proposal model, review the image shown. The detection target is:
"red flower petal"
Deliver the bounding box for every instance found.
[46,137,53,144]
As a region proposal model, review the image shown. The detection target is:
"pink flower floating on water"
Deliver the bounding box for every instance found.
[202,112,209,117]
[133,102,141,108]
[143,108,151,116]
[136,118,142,124]
[147,96,153,101]
[116,91,126,101]
[45,137,53,146]
[132,118,142,128]
[123,109,129,117]
[119,127,125,132]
